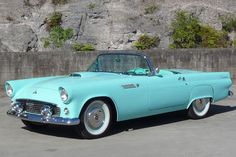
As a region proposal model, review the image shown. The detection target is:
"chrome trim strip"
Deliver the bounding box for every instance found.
[7,110,80,126]
[122,84,137,89]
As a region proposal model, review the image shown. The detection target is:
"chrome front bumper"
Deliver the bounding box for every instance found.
[7,110,80,126]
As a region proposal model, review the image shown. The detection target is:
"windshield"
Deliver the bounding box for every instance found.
[87,53,152,75]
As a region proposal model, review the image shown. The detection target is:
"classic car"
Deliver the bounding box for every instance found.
[5,52,233,139]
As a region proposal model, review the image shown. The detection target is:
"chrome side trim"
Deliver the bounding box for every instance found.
[7,110,80,126]
[122,84,137,89]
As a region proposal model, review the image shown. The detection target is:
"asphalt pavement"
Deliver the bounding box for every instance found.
[0,86,235,157]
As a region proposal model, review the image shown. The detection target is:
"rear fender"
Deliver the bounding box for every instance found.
[187,85,214,109]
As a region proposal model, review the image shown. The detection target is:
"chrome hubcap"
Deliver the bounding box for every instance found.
[86,107,105,130]
[83,101,111,135]
[193,98,210,117]
[194,99,206,112]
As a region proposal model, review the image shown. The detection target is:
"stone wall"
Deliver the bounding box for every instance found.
[1,0,236,52]
[0,49,235,96]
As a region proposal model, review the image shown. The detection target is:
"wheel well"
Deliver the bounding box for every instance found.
[187,97,213,109]
[80,97,118,122]
[187,85,214,109]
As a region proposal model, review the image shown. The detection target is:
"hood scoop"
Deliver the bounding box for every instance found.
[69,72,102,78]
[69,72,124,79]
[69,73,82,77]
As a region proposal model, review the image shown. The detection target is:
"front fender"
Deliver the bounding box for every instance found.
[78,95,119,120]
[187,85,214,109]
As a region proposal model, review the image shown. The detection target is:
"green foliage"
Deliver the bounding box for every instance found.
[199,25,229,48]
[144,5,159,14]
[72,43,95,51]
[88,3,96,10]
[233,39,236,47]
[169,11,201,48]
[52,0,68,5]
[42,11,75,49]
[220,15,236,32]
[170,11,230,48]
[45,12,62,31]
[42,38,50,48]
[133,34,160,50]
[42,26,73,48]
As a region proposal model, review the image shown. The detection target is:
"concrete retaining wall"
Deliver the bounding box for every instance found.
[0,48,235,96]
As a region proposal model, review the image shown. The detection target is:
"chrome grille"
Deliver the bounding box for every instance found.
[16,99,60,116]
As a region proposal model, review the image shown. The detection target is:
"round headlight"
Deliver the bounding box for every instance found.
[6,83,13,97]
[59,87,69,103]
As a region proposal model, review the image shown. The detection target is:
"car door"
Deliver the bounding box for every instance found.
[112,75,150,121]
[148,74,190,110]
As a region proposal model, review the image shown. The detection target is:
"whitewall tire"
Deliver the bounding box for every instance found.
[188,98,211,119]
[75,100,113,139]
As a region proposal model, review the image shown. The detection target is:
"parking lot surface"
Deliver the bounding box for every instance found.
[0,86,235,157]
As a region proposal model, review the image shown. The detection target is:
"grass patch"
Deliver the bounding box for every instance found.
[88,3,96,10]
[72,42,95,51]
[233,39,236,47]
[42,26,73,48]
[45,12,62,31]
[221,15,236,32]
[52,0,69,5]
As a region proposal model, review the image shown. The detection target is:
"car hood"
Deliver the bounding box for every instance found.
[31,72,127,90]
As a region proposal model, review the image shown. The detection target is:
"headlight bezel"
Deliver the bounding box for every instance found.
[5,83,13,97]
[59,87,70,104]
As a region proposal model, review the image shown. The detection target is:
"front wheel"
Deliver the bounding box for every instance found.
[75,100,113,139]
[188,98,211,119]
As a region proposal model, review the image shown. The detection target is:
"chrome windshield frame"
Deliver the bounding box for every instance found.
[87,52,156,76]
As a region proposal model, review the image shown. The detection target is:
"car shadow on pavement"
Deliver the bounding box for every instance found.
[110,104,236,135]
[208,103,236,116]
[21,104,236,139]
[22,125,79,139]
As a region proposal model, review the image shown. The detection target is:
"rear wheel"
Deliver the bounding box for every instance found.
[21,120,45,129]
[75,100,113,139]
[188,98,211,119]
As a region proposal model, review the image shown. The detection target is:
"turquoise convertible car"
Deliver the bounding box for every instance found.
[5,52,233,139]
